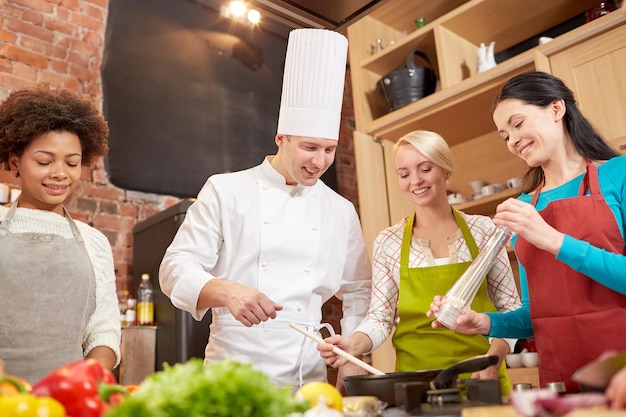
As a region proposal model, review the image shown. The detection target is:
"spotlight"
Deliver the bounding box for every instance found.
[247,9,260,24]
[229,1,246,17]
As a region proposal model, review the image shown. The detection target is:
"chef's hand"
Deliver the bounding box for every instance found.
[221,281,282,327]
[493,198,564,255]
[606,366,626,409]
[427,296,492,335]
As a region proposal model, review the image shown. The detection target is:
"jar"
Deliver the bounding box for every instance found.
[586,2,614,22]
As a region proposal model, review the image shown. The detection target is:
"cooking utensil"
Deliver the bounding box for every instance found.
[343,355,498,406]
[288,322,385,375]
[572,351,626,390]
[435,226,514,329]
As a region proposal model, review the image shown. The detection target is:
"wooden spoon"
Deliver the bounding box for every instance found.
[289,322,385,375]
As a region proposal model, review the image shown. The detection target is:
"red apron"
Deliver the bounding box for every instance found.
[516,162,626,392]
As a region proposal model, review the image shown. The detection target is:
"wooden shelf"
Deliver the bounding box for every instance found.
[452,188,521,215]
[347,0,626,252]
[363,53,534,144]
[507,367,540,388]
[361,0,597,79]
[350,0,604,145]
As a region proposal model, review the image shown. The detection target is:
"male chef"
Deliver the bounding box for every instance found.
[159,28,372,389]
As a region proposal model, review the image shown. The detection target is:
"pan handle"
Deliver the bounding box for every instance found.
[433,355,498,389]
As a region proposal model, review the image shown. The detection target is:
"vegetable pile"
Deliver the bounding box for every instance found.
[0,375,65,417]
[105,359,308,417]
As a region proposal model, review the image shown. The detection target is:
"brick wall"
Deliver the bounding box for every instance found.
[0,0,358,327]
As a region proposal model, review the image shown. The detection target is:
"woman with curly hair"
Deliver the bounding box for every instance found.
[0,85,121,384]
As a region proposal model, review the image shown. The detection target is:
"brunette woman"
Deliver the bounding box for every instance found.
[429,71,626,393]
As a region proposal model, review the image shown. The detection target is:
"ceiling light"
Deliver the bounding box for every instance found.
[247,9,260,24]
[229,1,246,17]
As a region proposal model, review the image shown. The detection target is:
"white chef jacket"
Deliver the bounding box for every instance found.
[159,157,372,387]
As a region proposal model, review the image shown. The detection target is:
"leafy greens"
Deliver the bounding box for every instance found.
[106,359,308,417]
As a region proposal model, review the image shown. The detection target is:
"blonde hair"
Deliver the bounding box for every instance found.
[392,130,455,173]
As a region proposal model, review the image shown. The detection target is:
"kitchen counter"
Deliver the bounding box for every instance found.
[381,402,626,416]
[462,405,626,416]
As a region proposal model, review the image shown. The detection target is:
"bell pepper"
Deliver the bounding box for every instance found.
[0,376,65,417]
[0,375,32,395]
[0,394,66,417]
[31,359,126,417]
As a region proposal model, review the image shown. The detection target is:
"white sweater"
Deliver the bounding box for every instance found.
[0,206,121,366]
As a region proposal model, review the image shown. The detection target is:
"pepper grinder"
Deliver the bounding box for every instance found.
[435,226,514,330]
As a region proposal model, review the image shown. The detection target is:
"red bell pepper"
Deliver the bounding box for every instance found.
[31,359,126,417]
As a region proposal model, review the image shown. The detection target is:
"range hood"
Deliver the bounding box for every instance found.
[247,0,390,30]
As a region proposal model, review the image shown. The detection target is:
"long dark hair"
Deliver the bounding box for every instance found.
[493,71,618,193]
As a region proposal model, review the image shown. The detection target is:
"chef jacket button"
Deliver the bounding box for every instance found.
[261,262,268,268]
[312,226,318,231]
[263,220,270,225]
[297,306,302,311]
[304,268,311,273]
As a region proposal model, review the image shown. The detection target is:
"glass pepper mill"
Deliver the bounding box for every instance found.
[435,226,514,330]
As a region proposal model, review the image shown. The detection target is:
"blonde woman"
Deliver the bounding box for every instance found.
[318,130,521,393]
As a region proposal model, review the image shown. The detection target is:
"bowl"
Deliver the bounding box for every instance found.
[521,352,539,368]
[506,353,524,368]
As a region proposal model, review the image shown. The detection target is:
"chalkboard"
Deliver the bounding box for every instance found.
[102,0,289,197]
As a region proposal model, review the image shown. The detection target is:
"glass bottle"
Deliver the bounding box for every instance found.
[435,226,514,329]
[117,289,128,326]
[125,298,137,326]
[137,273,154,325]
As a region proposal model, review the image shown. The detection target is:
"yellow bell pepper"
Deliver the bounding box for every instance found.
[0,375,65,417]
[0,393,66,417]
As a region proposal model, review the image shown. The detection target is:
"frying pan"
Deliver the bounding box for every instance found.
[343,355,498,406]
[287,323,497,406]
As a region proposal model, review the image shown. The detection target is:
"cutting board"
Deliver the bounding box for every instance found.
[461,405,626,416]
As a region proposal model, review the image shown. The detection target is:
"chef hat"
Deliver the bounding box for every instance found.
[276,28,348,141]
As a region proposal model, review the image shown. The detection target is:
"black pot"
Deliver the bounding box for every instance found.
[343,355,498,406]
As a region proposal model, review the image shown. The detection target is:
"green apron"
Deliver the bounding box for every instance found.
[392,209,511,394]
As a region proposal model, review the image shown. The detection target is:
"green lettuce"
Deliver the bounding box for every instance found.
[106,359,308,417]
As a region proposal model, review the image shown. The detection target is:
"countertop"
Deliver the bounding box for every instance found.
[461,405,626,416]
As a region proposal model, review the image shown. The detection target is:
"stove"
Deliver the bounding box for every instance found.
[384,379,503,417]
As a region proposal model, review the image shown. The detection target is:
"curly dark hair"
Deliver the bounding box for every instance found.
[0,85,109,171]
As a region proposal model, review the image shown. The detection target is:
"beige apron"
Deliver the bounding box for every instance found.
[0,201,96,384]
[393,210,511,394]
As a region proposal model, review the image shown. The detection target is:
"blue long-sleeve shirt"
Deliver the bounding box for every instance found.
[487,155,626,338]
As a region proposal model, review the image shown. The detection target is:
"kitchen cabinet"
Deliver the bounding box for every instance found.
[347,0,626,251]
[347,1,626,372]
[119,326,156,385]
[536,19,626,154]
